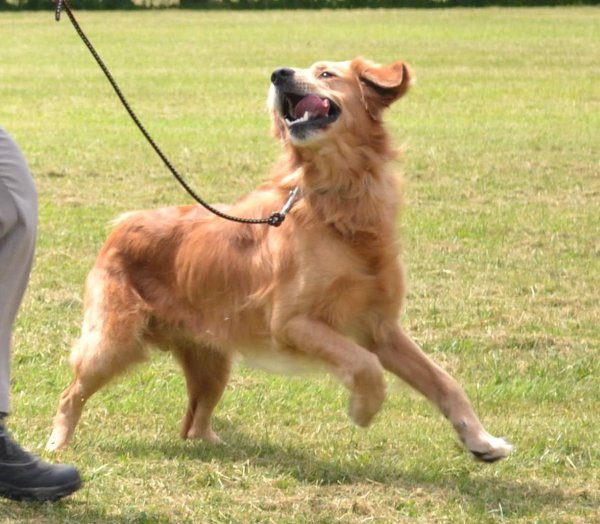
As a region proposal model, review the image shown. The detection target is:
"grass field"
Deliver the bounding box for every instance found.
[1,7,599,523]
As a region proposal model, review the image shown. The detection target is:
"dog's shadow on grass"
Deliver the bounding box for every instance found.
[93,419,595,519]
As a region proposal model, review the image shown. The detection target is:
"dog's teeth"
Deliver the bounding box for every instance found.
[284,110,317,127]
[295,111,311,123]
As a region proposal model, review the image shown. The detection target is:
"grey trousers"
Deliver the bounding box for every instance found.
[0,127,38,415]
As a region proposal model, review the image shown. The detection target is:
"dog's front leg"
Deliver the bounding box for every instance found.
[274,315,386,427]
[371,322,512,462]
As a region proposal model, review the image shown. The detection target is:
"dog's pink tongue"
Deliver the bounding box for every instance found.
[294,95,330,119]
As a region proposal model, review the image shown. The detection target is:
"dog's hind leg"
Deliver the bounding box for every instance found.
[371,322,512,462]
[46,271,149,451]
[173,344,231,444]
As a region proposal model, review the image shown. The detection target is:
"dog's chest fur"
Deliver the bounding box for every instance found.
[283,222,404,333]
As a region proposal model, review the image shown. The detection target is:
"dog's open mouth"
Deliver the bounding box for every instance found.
[280,93,341,136]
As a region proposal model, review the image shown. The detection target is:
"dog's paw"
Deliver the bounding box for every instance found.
[345,355,385,428]
[185,427,223,445]
[467,433,513,463]
[46,428,68,452]
[348,391,385,428]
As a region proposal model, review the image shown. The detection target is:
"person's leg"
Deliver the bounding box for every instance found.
[0,127,81,501]
[0,127,37,416]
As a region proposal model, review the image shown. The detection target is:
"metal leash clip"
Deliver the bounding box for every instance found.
[267,187,301,227]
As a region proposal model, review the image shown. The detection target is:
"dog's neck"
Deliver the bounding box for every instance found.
[276,131,401,239]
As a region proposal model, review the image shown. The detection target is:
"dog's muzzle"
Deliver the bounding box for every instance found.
[271,68,341,141]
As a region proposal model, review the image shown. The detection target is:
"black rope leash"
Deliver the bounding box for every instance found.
[54,0,296,227]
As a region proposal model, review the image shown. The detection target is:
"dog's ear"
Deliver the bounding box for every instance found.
[352,58,413,120]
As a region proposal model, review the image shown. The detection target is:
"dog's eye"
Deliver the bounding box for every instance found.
[319,71,337,79]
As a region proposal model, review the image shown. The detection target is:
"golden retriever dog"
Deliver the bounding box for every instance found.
[47,57,512,462]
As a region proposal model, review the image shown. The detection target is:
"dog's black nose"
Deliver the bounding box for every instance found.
[271,68,295,86]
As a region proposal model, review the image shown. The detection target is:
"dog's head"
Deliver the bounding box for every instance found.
[268,57,412,147]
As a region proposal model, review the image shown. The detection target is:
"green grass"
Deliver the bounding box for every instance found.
[1,7,599,523]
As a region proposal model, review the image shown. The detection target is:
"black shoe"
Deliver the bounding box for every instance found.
[0,423,81,502]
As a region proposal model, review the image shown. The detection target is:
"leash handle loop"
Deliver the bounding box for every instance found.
[54,0,295,227]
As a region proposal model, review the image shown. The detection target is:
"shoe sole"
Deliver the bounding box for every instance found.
[0,478,82,502]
